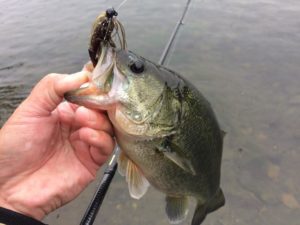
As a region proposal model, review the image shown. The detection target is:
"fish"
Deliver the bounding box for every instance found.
[64,45,225,225]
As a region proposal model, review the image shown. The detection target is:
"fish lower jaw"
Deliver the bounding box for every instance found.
[79,82,90,88]
[65,93,117,110]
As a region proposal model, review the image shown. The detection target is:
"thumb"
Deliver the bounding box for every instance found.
[24,71,90,115]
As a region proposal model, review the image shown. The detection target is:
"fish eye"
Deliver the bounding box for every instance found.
[130,59,144,74]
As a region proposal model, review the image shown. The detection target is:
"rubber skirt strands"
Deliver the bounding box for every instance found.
[88,8,127,67]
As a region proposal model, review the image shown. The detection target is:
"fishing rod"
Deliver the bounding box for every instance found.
[159,0,191,65]
[80,1,192,224]
[79,147,119,225]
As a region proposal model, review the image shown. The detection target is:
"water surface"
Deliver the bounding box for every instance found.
[1,0,299,224]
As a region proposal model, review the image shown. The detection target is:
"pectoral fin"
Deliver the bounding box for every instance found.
[165,196,189,224]
[117,151,127,176]
[157,137,196,175]
[118,152,150,199]
[163,151,196,175]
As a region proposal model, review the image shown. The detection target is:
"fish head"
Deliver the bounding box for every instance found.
[65,48,177,138]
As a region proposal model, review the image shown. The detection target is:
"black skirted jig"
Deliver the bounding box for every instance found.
[88,8,126,66]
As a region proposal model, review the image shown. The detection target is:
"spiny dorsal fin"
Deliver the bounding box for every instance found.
[165,196,189,224]
[118,152,150,199]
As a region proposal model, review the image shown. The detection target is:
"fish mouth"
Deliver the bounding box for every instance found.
[64,46,125,110]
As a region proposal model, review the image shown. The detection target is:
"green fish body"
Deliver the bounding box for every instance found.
[65,47,225,225]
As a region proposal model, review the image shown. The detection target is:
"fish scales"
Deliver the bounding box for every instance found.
[64,11,225,225]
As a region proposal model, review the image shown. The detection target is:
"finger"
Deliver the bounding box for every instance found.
[70,131,96,168]
[82,61,94,73]
[75,106,113,136]
[24,71,90,115]
[78,127,115,157]
[70,130,112,175]
[89,146,111,170]
[57,101,76,124]
[68,102,80,111]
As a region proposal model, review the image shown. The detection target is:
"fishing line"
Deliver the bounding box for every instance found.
[80,0,192,224]
[116,0,129,10]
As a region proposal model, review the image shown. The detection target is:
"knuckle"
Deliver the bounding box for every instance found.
[40,73,62,89]
[83,61,94,72]
[45,73,60,81]
[44,73,65,84]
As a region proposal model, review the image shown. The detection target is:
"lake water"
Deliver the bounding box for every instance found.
[1,0,299,224]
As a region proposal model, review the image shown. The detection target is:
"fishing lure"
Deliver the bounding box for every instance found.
[88,8,126,66]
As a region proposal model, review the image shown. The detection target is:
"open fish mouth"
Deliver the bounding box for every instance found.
[64,46,125,110]
[65,8,127,110]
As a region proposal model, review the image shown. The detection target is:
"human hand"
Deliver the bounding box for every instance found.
[0,68,114,220]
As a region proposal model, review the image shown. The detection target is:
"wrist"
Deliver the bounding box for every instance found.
[0,206,46,225]
[0,195,46,221]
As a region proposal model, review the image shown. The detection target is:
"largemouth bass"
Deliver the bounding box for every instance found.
[64,46,225,225]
